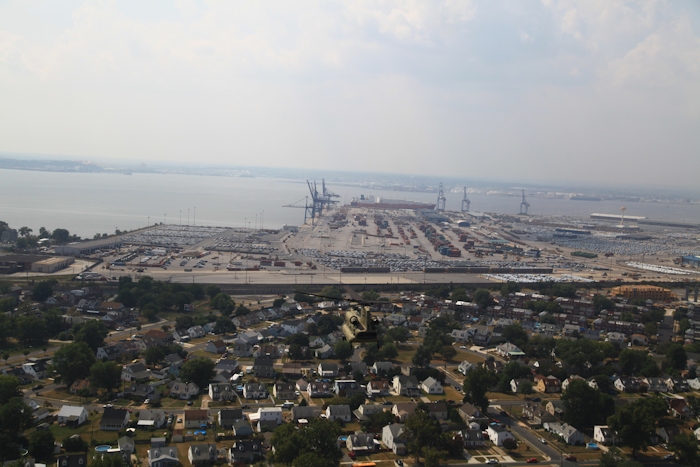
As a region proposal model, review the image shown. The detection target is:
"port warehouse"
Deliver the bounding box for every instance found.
[340,266,553,274]
[54,237,124,256]
[682,256,700,267]
[0,254,74,275]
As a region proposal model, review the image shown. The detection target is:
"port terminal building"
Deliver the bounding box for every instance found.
[682,256,700,268]
[54,237,123,256]
[0,254,74,275]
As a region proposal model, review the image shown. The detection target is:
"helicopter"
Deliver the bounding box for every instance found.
[294,288,397,344]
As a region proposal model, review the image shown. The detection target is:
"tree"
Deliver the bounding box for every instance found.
[176,315,194,330]
[74,320,109,352]
[89,456,125,467]
[15,315,48,346]
[141,303,158,321]
[502,438,518,451]
[18,226,33,237]
[62,435,88,453]
[562,380,615,429]
[0,397,33,435]
[291,452,330,467]
[381,342,399,360]
[50,228,71,244]
[473,289,494,308]
[179,357,215,389]
[665,342,688,371]
[270,418,342,466]
[333,340,353,362]
[205,285,221,300]
[51,342,97,386]
[619,349,660,377]
[289,344,305,361]
[384,326,410,343]
[463,366,497,412]
[32,280,56,302]
[0,376,20,404]
[497,361,531,393]
[503,323,529,348]
[403,408,446,464]
[273,298,286,308]
[214,316,236,335]
[320,286,343,300]
[89,361,122,393]
[518,381,534,394]
[423,446,448,467]
[668,432,700,467]
[362,290,381,301]
[412,345,432,367]
[28,430,55,459]
[607,398,660,458]
[439,345,457,362]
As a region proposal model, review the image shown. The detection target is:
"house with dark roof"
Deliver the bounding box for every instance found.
[392,375,420,397]
[184,410,209,429]
[232,420,254,437]
[326,405,352,422]
[121,362,151,382]
[187,444,217,466]
[243,383,268,399]
[147,446,178,467]
[56,454,87,467]
[367,379,391,398]
[227,441,262,463]
[208,383,236,401]
[218,409,244,429]
[100,408,130,431]
[273,382,296,400]
[253,357,275,378]
[382,424,406,455]
[458,403,488,428]
[205,340,227,354]
[346,433,376,454]
[461,429,486,448]
[392,402,418,422]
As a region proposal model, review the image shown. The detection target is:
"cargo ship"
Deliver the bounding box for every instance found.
[350,195,436,210]
[570,195,602,201]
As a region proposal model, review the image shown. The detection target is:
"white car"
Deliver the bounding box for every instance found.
[486,459,498,464]
[539,438,547,444]
[459,345,466,349]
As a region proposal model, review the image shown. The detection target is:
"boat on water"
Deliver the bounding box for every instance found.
[350,195,436,210]
[570,195,601,201]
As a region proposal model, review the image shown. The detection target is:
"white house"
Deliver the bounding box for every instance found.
[248,407,282,425]
[281,320,305,334]
[187,326,205,339]
[593,426,615,446]
[486,424,515,447]
[382,424,406,455]
[138,409,166,429]
[318,363,339,378]
[170,382,199,400]
[57,405,89,426]
[421,377,443,395]
[544,422,586,445]
[326,405,352,422]
[458,361,475,375]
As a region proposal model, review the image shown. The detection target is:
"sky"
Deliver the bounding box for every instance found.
[0,0,698,187]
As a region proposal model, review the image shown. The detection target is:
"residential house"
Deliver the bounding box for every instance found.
[187,326,206,339]
[218,409,244,429]
[227,441,262,464]
[371,362,394,375]
[353,404,384,421]
[56,454,88,467]
[187,444,216,466]
[496,343,526,359]
[510,379,531,394]
[291,406,322,422]
[69,379,92,396]
[138,410,166,429]
[100,408,130,431]
[421,377,443,395]
[561,375,585,392]
[249,407,282,426]
[346,433,376,454]
[281,363,304,379]
[426,401,449,420]
[318,363,339,378]
[231,342,253,358]
[487,424,516,447]
[232,420,254,437]
[184,410,209,429]
[326,405,352,422]
[57,405,88,427]
[314,344,334,359]
[348,362,367,375]
[459,403,489,428]
[295,378,309,393]
[382,424,406,455]
[243,383,268,400]
[393,375,420,397]
[122,363,151,382]
[669,399,690,419]
[169,381,199,400]
[124,383,154,401]
[205,340,226,354]
[544,422,586,445]
[253,357,275,378]
[644,377,668,393]
[522,403,556,427]
[22,361,47,379]
[534,375,562,393]
[658,425,681,444]
[142,330,174,347]
[214,359,240,374]
[614,377,641,393]
[546,400,566,419]
[392,402,418,422]
[147,447,178,467]
[367,379,391,398]
[458,361,476,375]
[281,320,304,334]
[96,345,122,361]
[334,380,363,397]
[666,378,689,393]
[461,429,486,449]
[307,381,332,398]
[253,345,279,358]
[593,426,615,446]
[273,382,296,400]
[208,383,236,402]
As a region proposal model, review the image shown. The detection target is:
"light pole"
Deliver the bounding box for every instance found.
[194,206,196,226]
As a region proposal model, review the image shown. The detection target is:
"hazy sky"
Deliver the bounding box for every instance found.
[0,1,698,187]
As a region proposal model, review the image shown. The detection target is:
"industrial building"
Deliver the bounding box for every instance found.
[611,285,675,301]
[0,254,74,275]
[54,237,123,256]
[682,256,700,267]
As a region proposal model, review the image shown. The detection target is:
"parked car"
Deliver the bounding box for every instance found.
[539,438,547,444]
[565,456,577,462]
[486,459,498,464]
[527,458,538,463]
[664,455,674,461]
